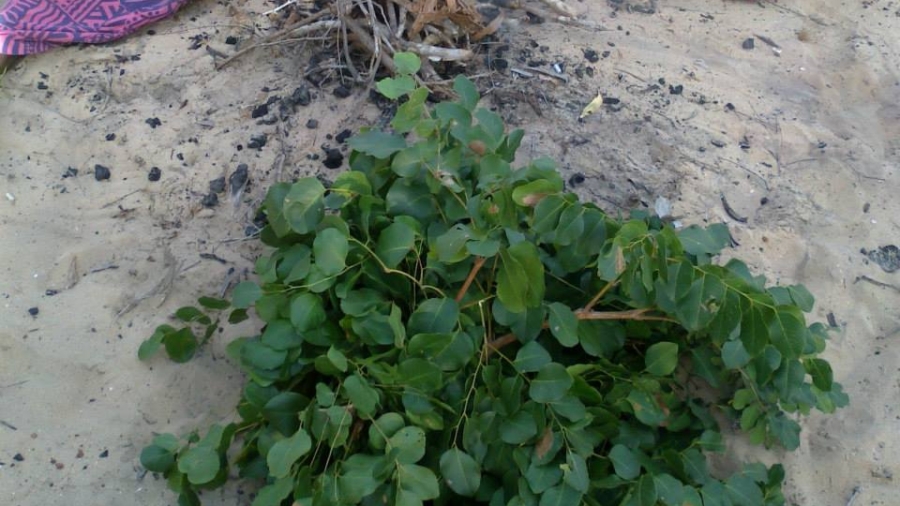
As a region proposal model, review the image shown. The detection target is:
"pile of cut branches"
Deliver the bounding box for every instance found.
[218,0,586,83]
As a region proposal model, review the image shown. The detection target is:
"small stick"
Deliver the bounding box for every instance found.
[216,11,334,69]
[525,66,569,83]
[0,420,17,431]
[455,257,486,302]
[510,68,535,78]
[720,194,749,223]
[845,486,861,506]
[855,275,900,294]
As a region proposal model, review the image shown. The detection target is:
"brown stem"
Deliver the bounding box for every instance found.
[455,256,486,303]
[582,278,619,312]
[484,308,674,357]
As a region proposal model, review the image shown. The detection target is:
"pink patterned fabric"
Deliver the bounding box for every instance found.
[0,0,190,55]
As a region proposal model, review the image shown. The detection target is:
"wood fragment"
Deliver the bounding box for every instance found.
[720,194,749,223]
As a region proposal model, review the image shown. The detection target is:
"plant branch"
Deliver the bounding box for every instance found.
[485,308,674,357]
[582,277,619,311]
[455,256,486,302]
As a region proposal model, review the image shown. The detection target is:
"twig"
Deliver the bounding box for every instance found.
[0,420,17,431]
[1,380,28,389]
[510,68,535,78]
[455,257,486,302]
[215,11,334,69]
[720,194,748,223]
[845,486,861,506]
[525,66,569,83]
[263,0,298,16]
[486,308,673,356]
[101,190,142,209]
[117,249,179,317]
[402,41,474,61]
[583,278,619,312]
[855,275,900,294]
[783,158,818,167]
[89,263,120,274]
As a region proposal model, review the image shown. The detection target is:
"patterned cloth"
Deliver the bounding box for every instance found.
[0,0,190,55]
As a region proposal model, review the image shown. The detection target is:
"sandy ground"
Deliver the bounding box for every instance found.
[1,0,898,504]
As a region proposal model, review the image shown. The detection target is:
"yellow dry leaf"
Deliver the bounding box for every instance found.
[579,93,604,119]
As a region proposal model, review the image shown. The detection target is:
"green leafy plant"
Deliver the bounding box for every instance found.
[140,54,847,506]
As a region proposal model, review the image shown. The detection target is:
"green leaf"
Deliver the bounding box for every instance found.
[547,302,579,347]
[722,340,751,369]
[529,363,573,403]
[262,392,306,435]
[633,474,658,506]
[512,179,560,207]
[251,476,293,506]
[348,131,408,159]
[539,484,583,506]
[398,358,443,393]
[627,389,667,426]
[232,281,262,309]
[767,413,801,450]
[804,358,833,391]
[313,227,349,276]
[261,320,302,350]
[283,178,325,235]
[677,223,731,256]
[768,308,807,360]
[740,301,772,356]
[653,474,685,506]
[198,296,230,310]
[398,463,440,500]
[453,76,480,111]
[514,341,552,373]
[440,448,481,497]
[386,178,436,222]
[178,446,220,485]
[724,473,764,506]
[327,346,349,373]
[138,326,169,361]
[500,410,538,444]
[388,426,426,464]
[376,221,417,268]
[407,332,474,371]
[787,284,815,312]
[290,293,327,332]
[163,328,198,363]
[497,242,545,313]
[376,75,417,99]
[343,374,379,417]
[140,444,175,473]
[609,444,640,480]
[407,298,459,335]
[434,225,471,263]
[644,341,679,376]
[681,449,710,484]
[563,451,589,493]
[394,52,422,75]
[266,428,312,478]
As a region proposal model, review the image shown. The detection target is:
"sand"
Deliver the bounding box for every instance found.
[0,0,897,504]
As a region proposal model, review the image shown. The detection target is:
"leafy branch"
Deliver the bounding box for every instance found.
[138,54,846,506]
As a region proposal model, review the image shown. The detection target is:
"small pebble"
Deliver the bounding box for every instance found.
[760,197,769,205]
[63,167,78,178]
[669,84,684,95]
[583,48,600,63]
[37,82,48,90]
[323,148,344,169]
[602,97,620,105]
[292,86,311,106]
[711,139,725,148]
[201,193,219,208]
[148,167,161,182]
[247,134,267,150]
[209,177,226,194]
[145,117,162,129]
[28,307,39,317]
[225,36,238,45]
[306,119,319,129]
[742,38,755,50]
[568,173,586,186]
[251,103,269,119]
[229,164,249,194]
[45,289,58,296]
[94,165,111,181]
[13,453,24,462]
[105,133,116,141]
[99,450,109,458]
[333,85,351,99]
[335,129,352,144]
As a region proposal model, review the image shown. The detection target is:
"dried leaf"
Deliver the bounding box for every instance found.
[579,93,604,119]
